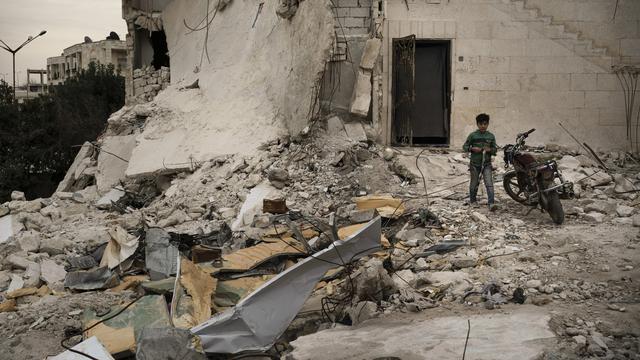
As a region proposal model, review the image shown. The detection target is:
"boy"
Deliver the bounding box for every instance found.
[462,113,498,211]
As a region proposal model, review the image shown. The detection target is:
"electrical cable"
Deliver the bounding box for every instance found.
[55,295,145,360]
[462,319,471,360]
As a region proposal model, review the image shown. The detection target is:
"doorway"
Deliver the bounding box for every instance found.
[392,38,451,146]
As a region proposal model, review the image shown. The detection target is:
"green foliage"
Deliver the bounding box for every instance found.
[0,63,125,202]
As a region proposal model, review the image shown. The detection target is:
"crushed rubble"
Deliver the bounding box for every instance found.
[1,107,639,358]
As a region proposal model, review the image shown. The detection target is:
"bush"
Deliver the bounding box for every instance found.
[0,62,125,202]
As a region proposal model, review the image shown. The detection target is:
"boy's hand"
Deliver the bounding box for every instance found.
[470,147,482,153]
[483,146,491,153]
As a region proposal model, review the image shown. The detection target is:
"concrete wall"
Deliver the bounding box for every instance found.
[322,0,374,113]
[123,0,336,177]
[378,0,639,151]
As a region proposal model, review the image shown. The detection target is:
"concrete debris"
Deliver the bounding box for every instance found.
[11,191,26,201]
[135,327,206,360]
[56,142,94,193]
[83,295,172,357]
[343,121,368,142]
[100,226,140,269]
[289,307,555,359]
[64,267,119,291]
[145,228,179,280]
[39,260,67,287]
[192,217,382,353]
[50,336,115,360]
[0,215,24,243]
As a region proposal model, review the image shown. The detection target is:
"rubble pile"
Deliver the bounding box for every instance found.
[0,114,638,359]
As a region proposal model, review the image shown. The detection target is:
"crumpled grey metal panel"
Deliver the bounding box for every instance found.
[191,217,382,354]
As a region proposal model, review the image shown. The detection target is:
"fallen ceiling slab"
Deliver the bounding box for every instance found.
[288,306,556,360]
[192,217,382,354]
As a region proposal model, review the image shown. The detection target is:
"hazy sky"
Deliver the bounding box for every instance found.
[0,0,127,86]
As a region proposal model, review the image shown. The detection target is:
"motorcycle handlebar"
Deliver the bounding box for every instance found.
[525,128,536,136]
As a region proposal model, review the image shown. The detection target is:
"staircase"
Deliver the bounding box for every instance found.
[493,0,616,71]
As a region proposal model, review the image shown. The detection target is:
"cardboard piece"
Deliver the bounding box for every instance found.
[171,257,216,329]
[354,195,405,219]
[100,226,139,269]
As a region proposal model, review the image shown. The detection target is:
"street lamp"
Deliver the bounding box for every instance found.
[0,30,47,102]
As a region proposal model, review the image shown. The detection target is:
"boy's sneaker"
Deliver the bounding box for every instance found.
[489,203,498,212]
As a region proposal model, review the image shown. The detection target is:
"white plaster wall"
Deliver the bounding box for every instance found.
[380,0,638,151]
[124,0,335,177]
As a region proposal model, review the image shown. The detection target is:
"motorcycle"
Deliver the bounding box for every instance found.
[502,129,574,224]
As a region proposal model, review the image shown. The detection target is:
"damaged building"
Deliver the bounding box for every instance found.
[0,0,639,359]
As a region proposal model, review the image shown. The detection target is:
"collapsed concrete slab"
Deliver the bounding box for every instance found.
[0,215,25,244]
[124,0,335,177]
[56,142,94,193]
[96,135,137,194]
[288,306,555,359]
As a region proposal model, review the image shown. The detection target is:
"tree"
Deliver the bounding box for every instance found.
[0,62,125,202]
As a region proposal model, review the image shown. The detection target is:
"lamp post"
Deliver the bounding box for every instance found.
[0,30,47,102]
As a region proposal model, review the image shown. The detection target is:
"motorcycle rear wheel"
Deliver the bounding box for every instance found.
[503,171,530,204]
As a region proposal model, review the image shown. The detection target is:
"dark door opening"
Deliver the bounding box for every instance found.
[392,38,451,146]
[134,29,170,70]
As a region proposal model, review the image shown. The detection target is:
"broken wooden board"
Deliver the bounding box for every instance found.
[83,295,171,357]
[171,257,216,329]
[212,241,305,274]
[353,195,405,219]
[6,287,39,299]
[338,223,390,248]
[0,299,16,313]
[107,275,149,293]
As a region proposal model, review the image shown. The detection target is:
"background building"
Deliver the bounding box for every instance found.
[46,36,127,87]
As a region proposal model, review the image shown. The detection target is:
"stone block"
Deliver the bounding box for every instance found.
[492,21,528,40]
[359,38,381,70]
[521,74,571,91]
[133,77,146,88]
[491,39,525,56]
[17,230,41,252]
[479,91,506,108]
[456,39,491,56]
[477,56,510,74]
[596,74,620,91]
[350,69,372,117]
[584,91,624,109]
[349,7,371,18]
[598,110,626,126]
[455,90,480,107]
[621,39,640,57]
[571,74,597,91]
[456,74,497,91]
[495,74,521,90]
[533,57,583,74]
[530,91,584,109]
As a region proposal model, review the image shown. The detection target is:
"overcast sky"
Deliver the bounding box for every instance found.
[0,0,127,86]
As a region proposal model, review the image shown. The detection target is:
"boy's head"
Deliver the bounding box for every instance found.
[476,113,490,132]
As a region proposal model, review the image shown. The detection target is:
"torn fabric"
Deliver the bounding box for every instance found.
[191,217,382,353]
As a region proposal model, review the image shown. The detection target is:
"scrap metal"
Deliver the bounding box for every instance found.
[192,217,382,353]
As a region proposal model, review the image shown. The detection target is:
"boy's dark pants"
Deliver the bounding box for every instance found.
[469,164,494,205]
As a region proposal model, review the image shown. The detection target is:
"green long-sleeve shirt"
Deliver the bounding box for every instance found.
[462,130,498,167]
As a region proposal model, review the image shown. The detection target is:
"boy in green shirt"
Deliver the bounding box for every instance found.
[462,113,498,210]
